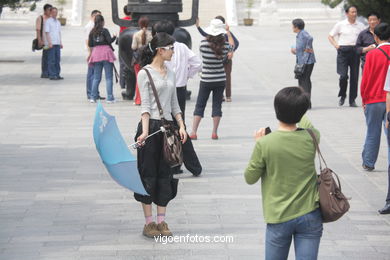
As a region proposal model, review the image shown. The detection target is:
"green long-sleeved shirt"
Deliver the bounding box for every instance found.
[244,116,320,224]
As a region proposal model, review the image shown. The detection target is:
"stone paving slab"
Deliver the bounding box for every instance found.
[1,21,390,259]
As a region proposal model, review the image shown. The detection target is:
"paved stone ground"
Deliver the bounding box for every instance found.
[1,22,390,260]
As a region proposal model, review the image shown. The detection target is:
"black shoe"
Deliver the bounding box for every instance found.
[98,96,106,100]
[338,97,345,106]
[378,202,390,214]
[57,76,64,80]
[362,164,374,172]
[186,90,191,101]
[350,101,358,107]
[121,92,134,100]
[41,75,49,78]
[173,169,184,175]
[50,77,60,80]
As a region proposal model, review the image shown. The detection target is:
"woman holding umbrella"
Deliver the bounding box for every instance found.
[135,32,187,238]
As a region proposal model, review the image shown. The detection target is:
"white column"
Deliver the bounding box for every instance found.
[225,0,238,26]
[71,0,84,26]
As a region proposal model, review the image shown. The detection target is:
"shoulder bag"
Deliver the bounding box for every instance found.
[294,52,311,78]
[143,68,183,168]
[32,16,44,52]
[307,129,350,223]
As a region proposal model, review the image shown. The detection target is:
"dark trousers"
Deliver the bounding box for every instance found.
[176,86,187,121]
[298,63,314,101]
[48,45,61,78]
[194,81,225,118]
[336,46,360,104]
[387,112,390,202]
[41,48,49,77]
[224,59,232,98]
[119,56,135,99]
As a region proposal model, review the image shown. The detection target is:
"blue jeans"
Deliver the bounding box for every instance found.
[91,61,114,101]
[41,49,49,77]
[48,45,61,78]
[86,65,94,99]
[265,208,323,260]
[362,102,388,168]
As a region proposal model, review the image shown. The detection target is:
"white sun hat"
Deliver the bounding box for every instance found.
[204,19,226,36]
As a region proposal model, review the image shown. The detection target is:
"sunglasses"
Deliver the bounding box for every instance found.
[159,46,174,51]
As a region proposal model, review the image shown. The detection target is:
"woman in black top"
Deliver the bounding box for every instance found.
[88,15,117,103]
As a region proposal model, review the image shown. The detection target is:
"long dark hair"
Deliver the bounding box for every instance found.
[206,34,225,59]
[91,14,104,37]
[138,16,150,45]
[140,32,175,67]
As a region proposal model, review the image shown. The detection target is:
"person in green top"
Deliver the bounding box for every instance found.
[245,87,323,260]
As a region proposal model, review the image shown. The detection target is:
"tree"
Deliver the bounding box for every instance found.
[321,0,390,23]
[0,0,34,9]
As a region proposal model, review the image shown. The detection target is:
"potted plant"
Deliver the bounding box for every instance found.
[56,0,67,25]
[244,0,254,26]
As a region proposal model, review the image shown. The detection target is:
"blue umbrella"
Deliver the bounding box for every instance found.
[93,102,148,195]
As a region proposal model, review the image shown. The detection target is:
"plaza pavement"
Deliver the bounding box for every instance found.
[0,21,390,260]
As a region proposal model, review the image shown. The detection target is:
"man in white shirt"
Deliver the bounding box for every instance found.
[328,5,365,107]
[85,10,104,100]
[45,7,63,80]
[36,3,52,78]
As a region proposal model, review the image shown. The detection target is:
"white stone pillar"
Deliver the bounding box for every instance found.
[71,0,83,26]
[225,0,238,26]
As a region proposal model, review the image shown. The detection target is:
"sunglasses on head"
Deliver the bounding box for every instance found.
[159,46,174,51]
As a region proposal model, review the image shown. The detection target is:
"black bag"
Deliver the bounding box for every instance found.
[143,68,183,168]
[32,16,44,52]
[294,52,312,79]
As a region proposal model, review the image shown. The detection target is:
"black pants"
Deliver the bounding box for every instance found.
[194,81,225,118]
[176,86,187,122]
[387,112,390,202]
[298,63,314,101]
[119,56,135,99]
[336,46,360,104]
[134,119,178,206]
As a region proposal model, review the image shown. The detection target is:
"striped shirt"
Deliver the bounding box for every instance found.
[199,40,229,83]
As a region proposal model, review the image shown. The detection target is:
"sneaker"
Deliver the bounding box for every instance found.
[157,221,173,237]
[143,222,161,238]
[106,99,116,104]
[349,101,358,107]
[89,99,96,103]
[98,96,106,100]
[362,164,374,172]
[338,97,345,106]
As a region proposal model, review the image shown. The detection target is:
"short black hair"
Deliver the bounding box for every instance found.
[123,5,131,16]
[91,10,101,16]
[215,15,225,24]
[345,5,358,13]
[374,23,390,41]
[367,12,381,20]
[43,4,52,11]
[274,87,310,124]
[292,18,305,30]
[152,20,175,36]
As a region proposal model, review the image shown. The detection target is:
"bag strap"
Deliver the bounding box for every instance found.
[306,129,328,170]
[113,63,119,83]
[378,47,390,61]
[40,15,44,38]
[143,68,164,119]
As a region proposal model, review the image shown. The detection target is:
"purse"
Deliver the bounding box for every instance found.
[32,16,44,52]
[143,68,183,168]
[307,129,350,223]
[294,52,312,78]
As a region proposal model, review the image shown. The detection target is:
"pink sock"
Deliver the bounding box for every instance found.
[145,215,153,225]
[157,213,165,224]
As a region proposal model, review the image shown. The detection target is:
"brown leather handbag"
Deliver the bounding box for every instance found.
[307,129,350,223]
[143,68,183,168]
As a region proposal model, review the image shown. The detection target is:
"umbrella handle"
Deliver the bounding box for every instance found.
[128,127,165,149]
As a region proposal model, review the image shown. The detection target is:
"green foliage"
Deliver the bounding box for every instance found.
[322,0,390,23]
[0,0,36,10]
[29,1,36,11]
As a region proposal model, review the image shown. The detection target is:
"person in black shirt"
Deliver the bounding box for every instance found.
[356,12,381,69]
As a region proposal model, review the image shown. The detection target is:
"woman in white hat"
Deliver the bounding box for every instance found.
[189,19,234,140]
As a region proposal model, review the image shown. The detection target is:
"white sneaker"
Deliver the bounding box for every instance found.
[89,99,96,103]
[106,99,116,104]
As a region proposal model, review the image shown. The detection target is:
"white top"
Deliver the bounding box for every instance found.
[165,42,202,87]
[36,15,49,43]
[137,65,181,120]
[329,19,365,46]
[131,29,153,50]
[84,20,94,48]
[45,17,61,45]
[379,43,390,92]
